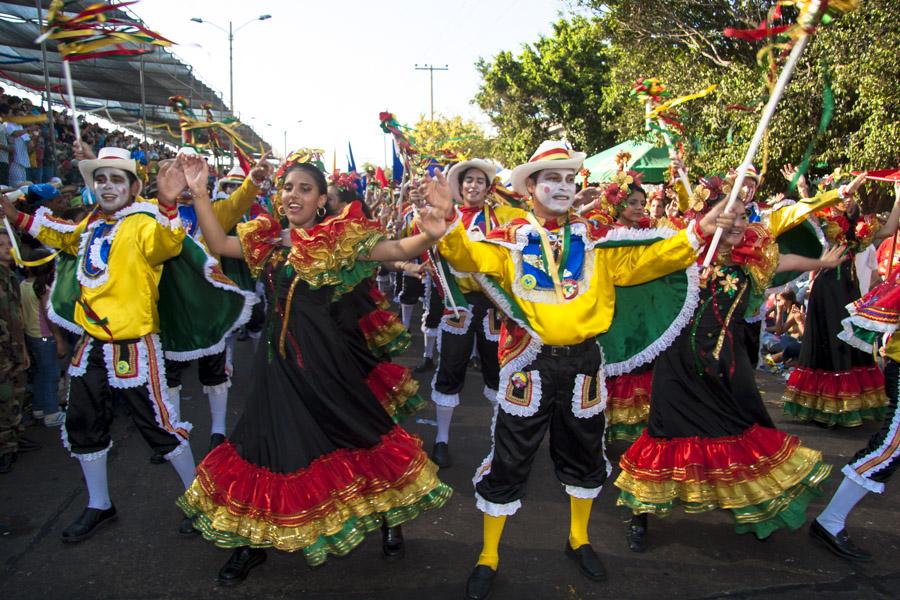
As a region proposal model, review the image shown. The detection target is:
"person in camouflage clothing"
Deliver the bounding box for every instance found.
[0,227,29,473]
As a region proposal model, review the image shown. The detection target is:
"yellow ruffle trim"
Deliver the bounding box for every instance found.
[605,402,650,426]
[180,458,446,552]
[615,445,829,511]
[781,389,888,414]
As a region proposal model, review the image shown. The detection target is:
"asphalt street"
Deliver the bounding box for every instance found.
[2,320,899,599]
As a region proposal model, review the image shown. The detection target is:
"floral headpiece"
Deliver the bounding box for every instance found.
[687,176,729,216]
[274,148,325,189]
[816,167,848,192]
[329,170,361,194]
[601,151,644,210]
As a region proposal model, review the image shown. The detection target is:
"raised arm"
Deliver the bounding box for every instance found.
[874,182,900,242]
[1,193,84,254]
[209,152,272,231]
[182,155,243,259]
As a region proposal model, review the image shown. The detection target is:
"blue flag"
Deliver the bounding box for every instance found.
[347,142,357,173]
[392,141,404,184]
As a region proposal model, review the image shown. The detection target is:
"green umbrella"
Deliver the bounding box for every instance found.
[583,140,672,184]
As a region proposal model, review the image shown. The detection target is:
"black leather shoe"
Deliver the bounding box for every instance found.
[61,505,117,543]
[178,515,198,536]
[381,522,405,558]
[208,433,226,453]
[565,542,608,582]
[413,357,436,374]
[809,519,872,562]
[217,547,267,586]
[431,442,451,469]
[149,450,166,465]
[627,514,647,553]
[465,564,497,600]
[0,452,16,474]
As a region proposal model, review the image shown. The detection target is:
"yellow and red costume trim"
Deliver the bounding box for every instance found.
[605,370,652,442]
[615,424,831,538]
[358,307,410,358]
[177,425,451,565]
[365,362,424,422]
[782,366,888,427]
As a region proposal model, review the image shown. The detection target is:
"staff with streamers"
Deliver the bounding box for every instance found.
[703,0,859,267]
[35,0,174,142]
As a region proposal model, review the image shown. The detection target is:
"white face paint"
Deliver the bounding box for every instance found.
[533,169,577,214]
[93,167,133,213]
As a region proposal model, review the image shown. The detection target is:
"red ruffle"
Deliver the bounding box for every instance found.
[607,371,653,404]
[358,308,405,341]
[197,425,429,523]
[785,365,885,398]
[368,285,391,311]
[619,424,799,484]
[366,362,414,405]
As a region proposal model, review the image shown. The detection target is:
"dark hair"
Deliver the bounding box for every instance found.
[283,163,328,196]
[25,250,54,297]
[458,166,489,191]
[627,184,647,201]
[779,290,797,306]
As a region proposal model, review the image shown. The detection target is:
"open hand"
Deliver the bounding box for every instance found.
[249,151,273,185]
[0,193,17,221]
[156,159,187,205]
[418,205,449,241]
[419,169,454,219]
[819,244,848,269]
[575,186,601,208]
[698,199,737,236]
[842,173,867,198]
[182,155,210,196]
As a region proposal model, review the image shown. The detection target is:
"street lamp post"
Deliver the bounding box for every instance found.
[190,14,271,113]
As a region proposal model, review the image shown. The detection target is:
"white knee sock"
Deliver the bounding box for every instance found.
[80,455,112,510]
[424,333,438,359]
[435,404,455,444]
[167,387,181,419]
[816,475,870,535]
[168,446,197,490]
[401,304,415,329]
[225,336,235,377]
[207,387,228,436]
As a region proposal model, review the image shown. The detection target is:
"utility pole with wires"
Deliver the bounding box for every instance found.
[414,63,448,121]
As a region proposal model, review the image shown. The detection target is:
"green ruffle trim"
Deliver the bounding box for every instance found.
[606,422,647,443]
[177,481,452,567]
[782,402,888,428]
[331,258,381,300]
[617,462,831,540]
[372,329,412,358]
[390,392,425,424]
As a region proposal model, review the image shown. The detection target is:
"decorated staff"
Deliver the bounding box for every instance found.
[703,0,859,267]
[36,0,173,142]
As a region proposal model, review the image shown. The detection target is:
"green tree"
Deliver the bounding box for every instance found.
[474,15,616,166]
[411,114,497,162]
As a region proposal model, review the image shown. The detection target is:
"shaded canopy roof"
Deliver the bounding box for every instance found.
[0,0,269,153]
[583,140,672,185]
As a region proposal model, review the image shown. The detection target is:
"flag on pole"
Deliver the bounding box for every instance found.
[347,142,357,174]
[392,141,404,184]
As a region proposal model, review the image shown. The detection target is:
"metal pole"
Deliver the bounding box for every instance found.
[36,0,56,178]
[228,21,234,112]
[139,52,147,144]
[415,64,448,121]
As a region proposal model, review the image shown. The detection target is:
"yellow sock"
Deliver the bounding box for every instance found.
[476,514,507,570]
[569,496,593,549]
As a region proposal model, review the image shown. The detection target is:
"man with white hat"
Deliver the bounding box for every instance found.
[427,157,521,468]
[420,140,737,599]
[0,147,198,543]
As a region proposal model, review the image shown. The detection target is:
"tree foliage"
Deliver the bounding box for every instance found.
[411,114,497,162]
[474,16,617,166]
[475,1,900,198]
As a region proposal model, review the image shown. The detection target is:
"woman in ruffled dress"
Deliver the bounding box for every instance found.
[783,175,900,427]
[615,175,867,553]
[176,151,452,585]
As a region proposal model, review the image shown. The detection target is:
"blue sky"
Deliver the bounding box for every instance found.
[132,0,581,167]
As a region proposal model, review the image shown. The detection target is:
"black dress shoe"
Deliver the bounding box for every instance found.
[431,442,451,469]
[61,505,117,543]
[809,519,872,562]
[149,450,166,464]
[17,437,41,452]
[565,542,608,582]
[381,522,405,558]
[0,452,16,474]
[178,515,199,536]
[413,357,436,374]
[208,433,226,453]
[465,564,497,600]
[627,514,647,553]
[217,547,267,586]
